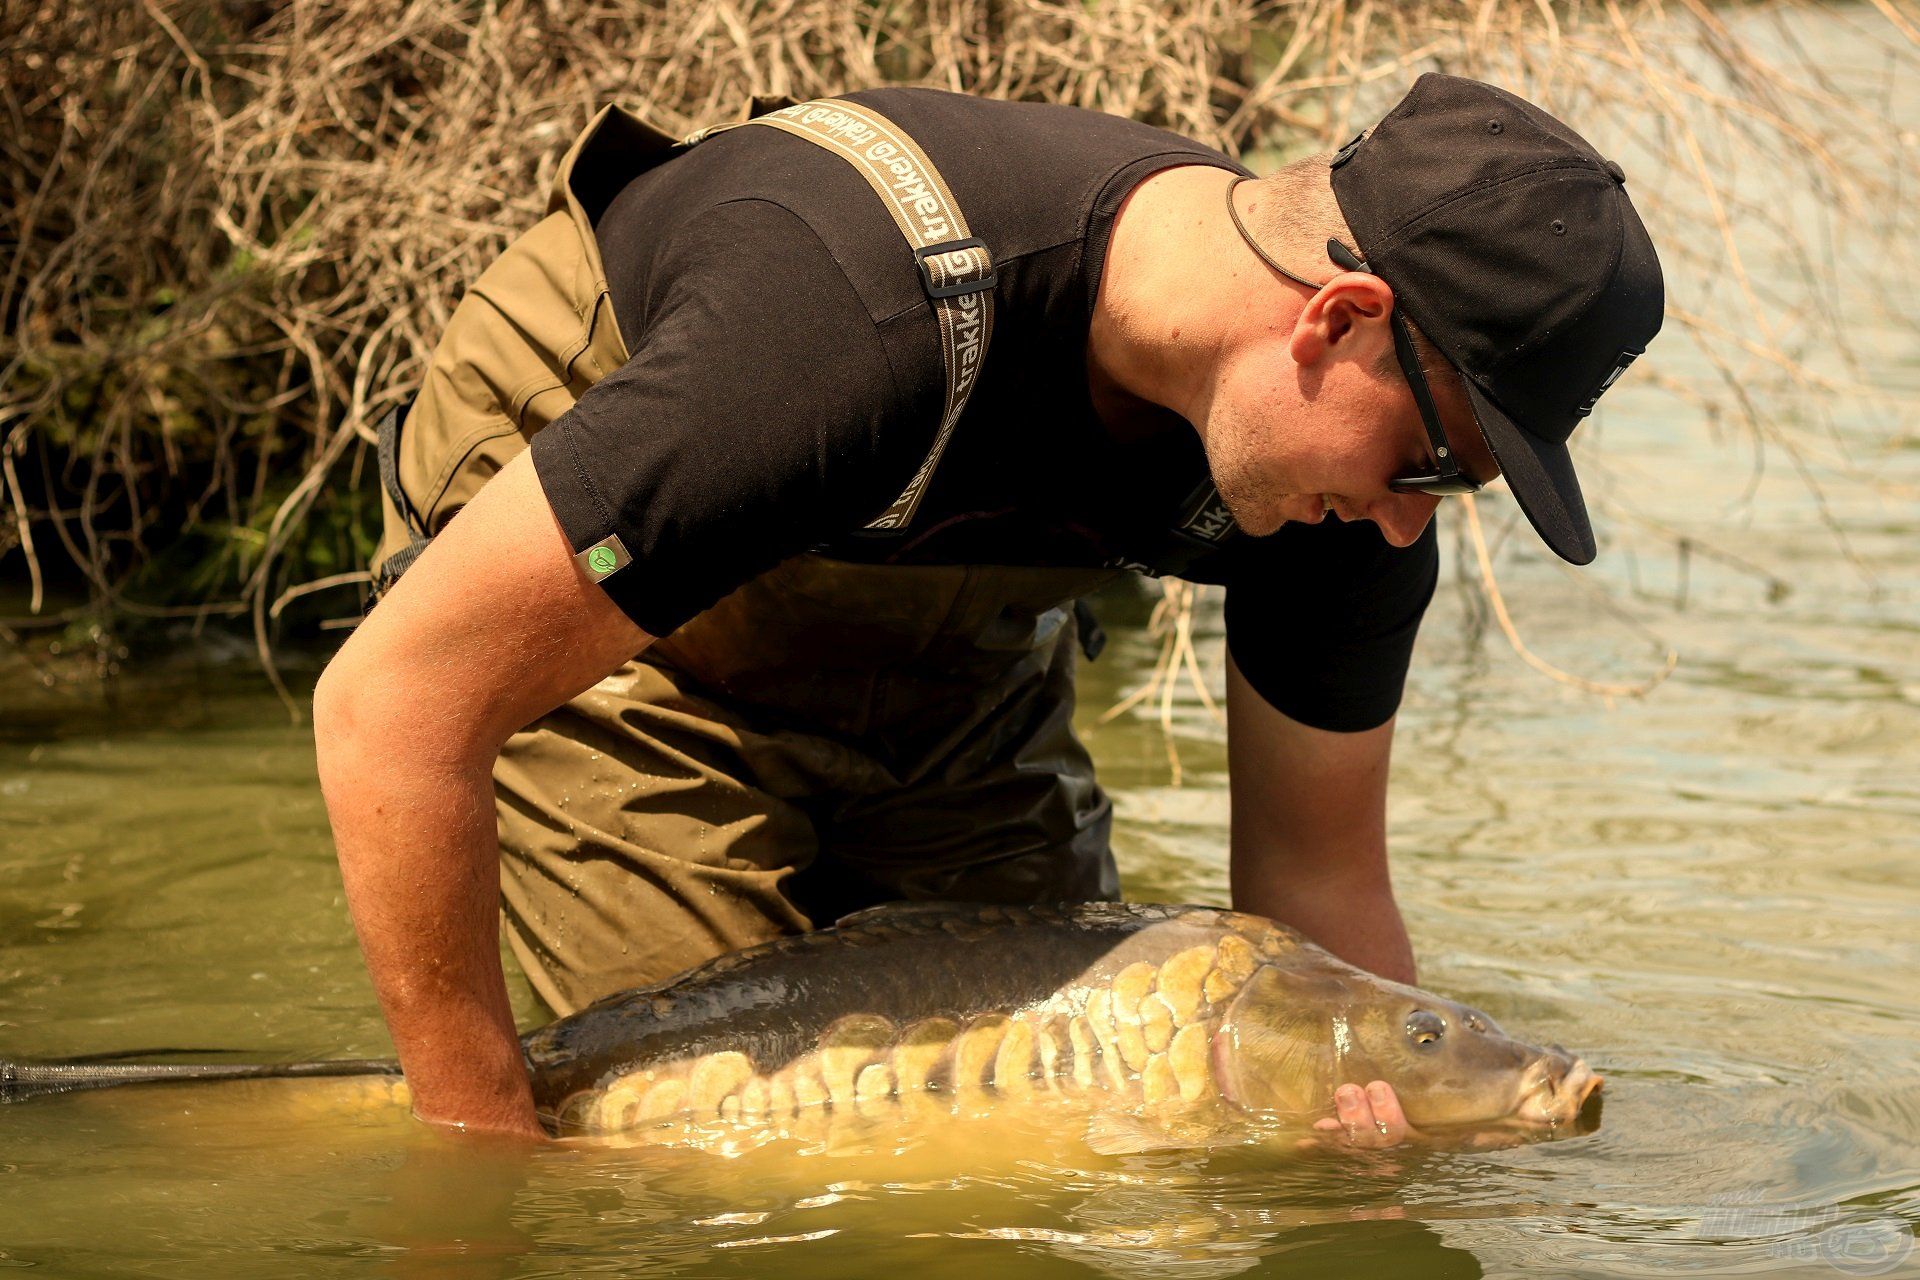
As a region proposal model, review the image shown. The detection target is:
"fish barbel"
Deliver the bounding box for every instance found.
[524,902,1604,1148]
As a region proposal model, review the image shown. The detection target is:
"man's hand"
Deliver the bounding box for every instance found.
[1316,1081,1414,1148]
[1298,1082,1550,1154]
[1289,1081,1417,1155]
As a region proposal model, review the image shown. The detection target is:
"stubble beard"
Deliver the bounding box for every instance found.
[1201,411,1292,538]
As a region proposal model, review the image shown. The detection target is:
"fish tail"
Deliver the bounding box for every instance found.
[0,1056,400,1104]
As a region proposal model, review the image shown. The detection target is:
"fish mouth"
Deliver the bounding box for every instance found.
[1514,1051,1605,1130]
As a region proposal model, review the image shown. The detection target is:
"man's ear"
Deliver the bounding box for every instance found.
[1288,273,1395,369]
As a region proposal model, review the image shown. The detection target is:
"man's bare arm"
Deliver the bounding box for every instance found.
[1224,652,1415,985]
[312,448,652,1138]
[1226,653,1418,1147]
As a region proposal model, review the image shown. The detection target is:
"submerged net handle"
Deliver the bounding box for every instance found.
[1,1056,400,1105]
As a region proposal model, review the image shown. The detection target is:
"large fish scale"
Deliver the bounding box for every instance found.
[522,902,1297,1137]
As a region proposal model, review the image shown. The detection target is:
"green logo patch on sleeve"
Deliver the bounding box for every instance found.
[573,534,631,584]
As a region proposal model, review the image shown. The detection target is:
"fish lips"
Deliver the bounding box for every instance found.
[1512,1050,1606,1131]
[1403,1049,1607,1136]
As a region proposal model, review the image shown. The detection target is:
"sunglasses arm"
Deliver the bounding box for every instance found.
[1329,238,1462,481]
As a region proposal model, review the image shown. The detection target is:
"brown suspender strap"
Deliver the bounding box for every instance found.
[745,99,995,531]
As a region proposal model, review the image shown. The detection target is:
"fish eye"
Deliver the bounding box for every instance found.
[1406,1010,1446,1052]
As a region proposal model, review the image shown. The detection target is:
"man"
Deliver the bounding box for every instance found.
[314,74,1663,1141]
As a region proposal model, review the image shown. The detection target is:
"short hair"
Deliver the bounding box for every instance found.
[1240,155,1448,384]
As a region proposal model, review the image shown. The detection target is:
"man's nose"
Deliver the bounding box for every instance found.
[1368,492,1442,547]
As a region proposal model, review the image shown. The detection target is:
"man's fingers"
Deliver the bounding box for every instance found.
[1335,1082,1370,1142]
[1364,1080,1410,1140]
[1337,1082,1397,1148]
[1305,1081,1412,1151]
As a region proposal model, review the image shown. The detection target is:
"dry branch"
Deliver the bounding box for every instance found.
[0,0,1913,719]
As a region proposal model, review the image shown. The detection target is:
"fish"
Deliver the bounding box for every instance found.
[2,901,1601,1153]
[521,901,1604,1150]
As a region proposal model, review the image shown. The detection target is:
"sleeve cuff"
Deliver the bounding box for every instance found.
[528,419,689,637]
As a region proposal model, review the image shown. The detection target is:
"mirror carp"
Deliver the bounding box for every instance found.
[525,901,1603,1149]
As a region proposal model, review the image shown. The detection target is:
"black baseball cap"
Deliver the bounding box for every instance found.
[1330,72,1665,564]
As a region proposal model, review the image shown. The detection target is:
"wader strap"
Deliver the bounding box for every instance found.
[1072,598,1107,661]
[375,399,432,592]
[747,100,995,531]
[1171,479,1238,553]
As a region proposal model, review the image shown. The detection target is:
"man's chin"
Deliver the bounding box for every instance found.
[1213,487,1277,538]
[1227,497,1323,539]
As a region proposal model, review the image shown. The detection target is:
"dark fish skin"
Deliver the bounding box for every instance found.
[520,902,1283,1116]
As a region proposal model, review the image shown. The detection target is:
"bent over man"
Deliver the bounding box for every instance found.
[314,74,1663,1139]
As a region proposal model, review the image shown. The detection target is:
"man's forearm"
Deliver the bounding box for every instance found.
[1223,661,1416,982]
[1232,856,1417,985]
[316,719,542,1138]
[306,447,655,1139]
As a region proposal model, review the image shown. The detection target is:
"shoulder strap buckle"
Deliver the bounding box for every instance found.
[746,97,995,530]
[914,236,997,299]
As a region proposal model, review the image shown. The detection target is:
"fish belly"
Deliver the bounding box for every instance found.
[548,907,1285,1143]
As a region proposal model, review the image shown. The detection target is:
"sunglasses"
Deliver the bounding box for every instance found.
[1323,240,1486,497]
[1229,181,1485,498]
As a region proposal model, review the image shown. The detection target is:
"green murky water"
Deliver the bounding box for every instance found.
[4,11,1918,1277]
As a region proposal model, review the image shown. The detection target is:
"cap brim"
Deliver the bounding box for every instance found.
[1462,379,1596,565]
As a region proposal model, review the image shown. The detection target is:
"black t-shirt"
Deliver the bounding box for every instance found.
[531,87,1438,733]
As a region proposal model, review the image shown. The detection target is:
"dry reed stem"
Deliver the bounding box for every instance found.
[1460,494,1678,703]
[1096,577,1228,785]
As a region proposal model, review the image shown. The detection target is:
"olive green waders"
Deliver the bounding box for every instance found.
[373,102,1120,1018]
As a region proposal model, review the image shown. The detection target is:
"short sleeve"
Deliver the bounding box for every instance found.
[1222,516,1440,732]
[529,198,934,636]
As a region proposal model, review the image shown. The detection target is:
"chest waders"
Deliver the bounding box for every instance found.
[373,99,1121,1017]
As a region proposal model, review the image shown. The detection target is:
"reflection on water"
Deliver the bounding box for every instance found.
[4,12,1919,1280]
